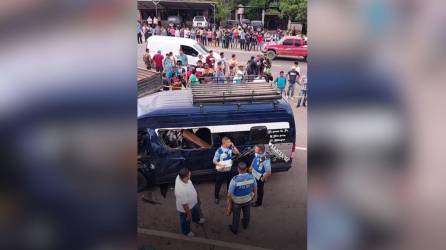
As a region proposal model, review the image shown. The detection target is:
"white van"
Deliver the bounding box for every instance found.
[146,36,220,66]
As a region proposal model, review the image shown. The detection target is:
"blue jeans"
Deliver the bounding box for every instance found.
[287,82,296,97]
[179,204,201,235]
[231,201,251,234]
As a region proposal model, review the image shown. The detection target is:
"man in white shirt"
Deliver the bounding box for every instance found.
[147,16,152,26]
[174,168,205,236]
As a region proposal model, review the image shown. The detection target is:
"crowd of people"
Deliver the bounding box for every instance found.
[137,17,302,50]
[139,18,307,108]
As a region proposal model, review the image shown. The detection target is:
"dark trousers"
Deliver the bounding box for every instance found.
[178,205,201,235]
[255,178,265,205]
[231,202,251,233]
[137,33,142,44]
[297,90,307,107]
[215,171,231,199]
[240,39,245,50]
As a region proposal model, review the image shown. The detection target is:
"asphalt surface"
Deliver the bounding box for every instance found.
[137,41,307,250]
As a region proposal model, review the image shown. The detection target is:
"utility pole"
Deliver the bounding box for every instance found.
[211,3,216,26]
[152,0,160,17]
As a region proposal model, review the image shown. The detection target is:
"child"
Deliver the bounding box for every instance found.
[189,68,200,86]
[161,73,171,91]
[274,71,287,96]
[296,76,307,108]
[232,65,244,84]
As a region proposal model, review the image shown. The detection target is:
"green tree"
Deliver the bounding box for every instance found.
[279,0,307,23]
[215,0,235,23]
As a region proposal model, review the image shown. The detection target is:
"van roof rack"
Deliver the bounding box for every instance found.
[191,81,282,104]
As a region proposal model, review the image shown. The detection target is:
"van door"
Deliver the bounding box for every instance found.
[148,129,186,184]
[180,45,199,66]
[156,128,214,180]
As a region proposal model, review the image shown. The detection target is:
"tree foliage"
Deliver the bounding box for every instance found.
[279,0,307,23]
[215,0,235,22]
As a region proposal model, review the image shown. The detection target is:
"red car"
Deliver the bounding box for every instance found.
[262,36,308,61]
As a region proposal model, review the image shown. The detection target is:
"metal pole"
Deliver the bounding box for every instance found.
[212,4,216,26]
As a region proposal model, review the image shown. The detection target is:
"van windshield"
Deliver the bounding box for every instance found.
[194,16,205,21]
[194,43,209,54]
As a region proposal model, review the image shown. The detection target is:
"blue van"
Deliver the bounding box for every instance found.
[137,84,296,191]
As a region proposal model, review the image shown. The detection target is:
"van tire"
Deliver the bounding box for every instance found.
[267,50,276,60]
[304,56,308,61]
[138,171,148,192]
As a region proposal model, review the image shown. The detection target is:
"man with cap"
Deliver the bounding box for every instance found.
[249,144,272,207]
[227,162,257,235]
[213,137,239,204]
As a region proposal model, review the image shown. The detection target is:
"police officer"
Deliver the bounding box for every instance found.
[213,137,240,204]
[227,162,257,235]
[250,144,272,207]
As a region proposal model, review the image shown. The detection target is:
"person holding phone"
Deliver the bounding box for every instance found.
[213,137,240,204]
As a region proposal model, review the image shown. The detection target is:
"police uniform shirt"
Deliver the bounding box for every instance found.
[213,146,233,172]
[251,152,272,181]
[228,173,257,204]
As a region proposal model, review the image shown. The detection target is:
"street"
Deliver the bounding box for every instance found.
[137,42,307,250]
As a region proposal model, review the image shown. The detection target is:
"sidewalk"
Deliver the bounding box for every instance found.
[204,43,264,54]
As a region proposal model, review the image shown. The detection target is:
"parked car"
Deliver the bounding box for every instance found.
[240,19,250,29]
[192,16,209,28]
[251,20,263,32]
[146,36,221,66]
[167,16,182,26]
[221,19,239,29]
[262,36,308,61]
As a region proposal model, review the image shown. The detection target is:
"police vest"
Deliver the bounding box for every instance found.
[217,147,233,172]
[251,153,270,180]
[232,174,255,204]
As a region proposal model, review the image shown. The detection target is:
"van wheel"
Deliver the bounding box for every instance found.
[138,171,148,192]
[304,56,308,61]
[267,50,276,60]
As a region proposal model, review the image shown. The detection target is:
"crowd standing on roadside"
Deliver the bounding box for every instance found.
[138,18,307,106]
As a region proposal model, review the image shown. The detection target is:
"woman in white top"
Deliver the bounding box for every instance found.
[174,168,205,237]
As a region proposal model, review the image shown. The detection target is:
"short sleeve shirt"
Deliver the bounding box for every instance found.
[287,69,300,84]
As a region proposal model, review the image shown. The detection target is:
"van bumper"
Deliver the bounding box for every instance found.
[271,161,293,172]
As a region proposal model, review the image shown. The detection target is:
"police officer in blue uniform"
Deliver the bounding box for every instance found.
[227,162,257,235]
[250,144,272,207]
[213,136,240,204]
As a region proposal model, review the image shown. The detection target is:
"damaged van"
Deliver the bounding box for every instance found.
[137,82,296,191]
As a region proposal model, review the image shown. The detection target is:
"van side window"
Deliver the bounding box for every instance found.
[214,131,250,147]
[158,128,212,150]
[181,45,198,57]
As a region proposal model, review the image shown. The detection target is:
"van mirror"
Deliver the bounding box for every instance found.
[249,126,269,145]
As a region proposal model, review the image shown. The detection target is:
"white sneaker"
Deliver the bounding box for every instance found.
[198,218,206,224]
[187,231,195,237]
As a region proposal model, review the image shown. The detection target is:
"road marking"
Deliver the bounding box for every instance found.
[271,64,284,67]
[295,146,307,151]
[138,228,272,250]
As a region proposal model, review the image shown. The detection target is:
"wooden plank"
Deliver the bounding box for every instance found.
[192,91,279,98]
[193,95,281,103]
[192,87,278,94]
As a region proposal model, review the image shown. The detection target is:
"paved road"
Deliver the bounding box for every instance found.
[137,41,307,250]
